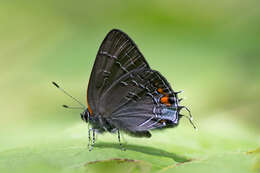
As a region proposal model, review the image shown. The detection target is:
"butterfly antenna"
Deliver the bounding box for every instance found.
[62,105,85,110]
[179,106,198,131]
[52,81,86,109]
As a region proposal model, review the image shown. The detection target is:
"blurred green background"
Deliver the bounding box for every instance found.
[1,0,260,172]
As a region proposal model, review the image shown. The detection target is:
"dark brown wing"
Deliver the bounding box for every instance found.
[87,29,150,114]
[99,68,180,137]
[99,68,180,131]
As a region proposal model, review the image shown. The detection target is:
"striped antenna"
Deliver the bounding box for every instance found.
[52,81,85,110]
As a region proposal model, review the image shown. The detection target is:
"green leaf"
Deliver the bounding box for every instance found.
[0,119,259,173]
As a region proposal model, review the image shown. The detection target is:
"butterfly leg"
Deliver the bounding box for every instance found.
[117,129,126,151]
[91,129,96,151]
[88,128,91,150]
[88,128,93,151]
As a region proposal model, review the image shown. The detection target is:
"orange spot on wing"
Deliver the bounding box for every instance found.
[86,84,93,116]
[160,96,167,103]
[88,103,93,115]
[158,88,171,106]
[159,120,166,123]
[160,96,171,106]
[157,88,163,93]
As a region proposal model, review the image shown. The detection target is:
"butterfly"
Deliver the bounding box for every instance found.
[53,29,196,151]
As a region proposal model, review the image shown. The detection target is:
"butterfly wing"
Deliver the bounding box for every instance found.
[87,29,150,114]
[87,29,181,137]
[100,68,181,137]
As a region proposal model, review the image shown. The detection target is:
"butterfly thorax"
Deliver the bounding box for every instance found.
[81,109,117,133]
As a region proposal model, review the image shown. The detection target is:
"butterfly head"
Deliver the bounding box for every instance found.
[81,109,91,123]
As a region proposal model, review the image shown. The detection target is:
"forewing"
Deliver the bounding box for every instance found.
[87,29,150,113]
